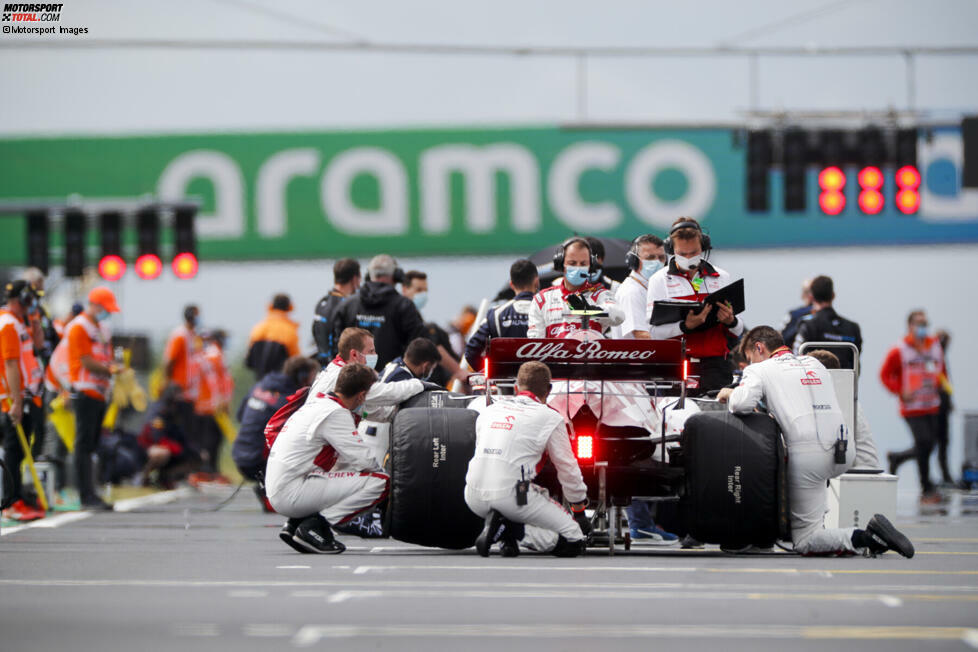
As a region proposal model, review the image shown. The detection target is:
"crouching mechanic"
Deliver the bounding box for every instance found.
[718,326,913,558]
[465,361,590,557]
[265,364,389,554]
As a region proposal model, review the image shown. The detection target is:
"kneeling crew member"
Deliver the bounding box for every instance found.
[719,326,913,558]
[465,361,590,557]
[265,364,389,554]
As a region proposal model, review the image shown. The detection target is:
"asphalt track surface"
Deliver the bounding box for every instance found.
[2,487,978,652]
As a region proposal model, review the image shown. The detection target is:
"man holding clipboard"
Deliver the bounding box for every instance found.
[645,218,745,394]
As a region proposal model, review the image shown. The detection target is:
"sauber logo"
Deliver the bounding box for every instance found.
[801,370,822,385]
[516,340,655,361]
[490,415,516,430]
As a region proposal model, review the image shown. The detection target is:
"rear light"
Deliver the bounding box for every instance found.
[683,359,689,381]
[576,435,594,460]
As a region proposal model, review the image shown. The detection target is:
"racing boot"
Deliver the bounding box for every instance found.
[551,535,586,558]
[852,514,915,558]
[292,515,346,554]
[499,521,525,558]
[475,510,506,557]
[279,517,313,553]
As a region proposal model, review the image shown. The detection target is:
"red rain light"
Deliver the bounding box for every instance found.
[819,190,846,216]
[857,166,883,191]
[895,165,921,190]
[858,189,884,215]
[135,253,163,280]
[896,189,920,214]
[97,255,126,281]
[683,359,688,381]
[818,167,846,191]
[172,252,198,279]
[576,435,594,460]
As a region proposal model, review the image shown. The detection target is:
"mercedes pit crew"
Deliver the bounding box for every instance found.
[465,361,591,558]
[527,237,623,339]
[719,326,914,558]
[265,363,389,554]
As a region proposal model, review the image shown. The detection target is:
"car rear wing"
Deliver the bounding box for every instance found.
[484,337,688,406]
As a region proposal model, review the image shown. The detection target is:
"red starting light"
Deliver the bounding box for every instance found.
[135,253,163,280]
[858,189,884,215]
[819,190,846,216]
[576,435,594,461]
[97,255,126,281]
[818,166,846,191]
[896,189,920,214]
[857,166,883,191]
[895,165,921,190]
[172,252,198,279]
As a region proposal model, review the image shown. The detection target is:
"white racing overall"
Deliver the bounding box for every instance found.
[728,348,858,555]
[265,395,388,526]
[464,393,588,552]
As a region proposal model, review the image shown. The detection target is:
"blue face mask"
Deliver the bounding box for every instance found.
[640,259,664,279]
[96,309,110,323]
[565,266,589,287]
[914,325,928,340]
[412,292,428,310]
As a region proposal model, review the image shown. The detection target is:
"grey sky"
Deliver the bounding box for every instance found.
[1,0,976,135]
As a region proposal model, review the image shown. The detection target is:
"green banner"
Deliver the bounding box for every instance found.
[1,125,975,264]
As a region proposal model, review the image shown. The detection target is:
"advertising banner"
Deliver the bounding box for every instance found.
[1,125,975,263]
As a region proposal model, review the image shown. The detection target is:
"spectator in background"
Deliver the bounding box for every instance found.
[447,306,478,360]
[139,385,196,489]
[190,330,233,484]
[880,310,947,505]
[1,281,45,521]
[792,275,862,371]
[19,269,56,476]
[333,254,426,371]
[164,304,202,441]
[935,329,954,486]
[313,258,361,366]
[66,286,121,511]
[246,293,300,380]
[780,278,813,347]
[400,269,466,387]
[233,355,319,510]
[465,259,539,372]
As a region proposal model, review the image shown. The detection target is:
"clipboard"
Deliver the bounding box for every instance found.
[649,278,745,327]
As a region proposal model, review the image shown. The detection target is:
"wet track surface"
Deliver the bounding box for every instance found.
[2,487,978,652]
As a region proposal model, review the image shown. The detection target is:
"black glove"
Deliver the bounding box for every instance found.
[573,510,592,537]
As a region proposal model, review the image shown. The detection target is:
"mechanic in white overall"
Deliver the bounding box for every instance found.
[266,364,389,554]
[465,361,591,557]
[719,326,913,558]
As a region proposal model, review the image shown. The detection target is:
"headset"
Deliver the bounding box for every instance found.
[663,220,712,256]
[3,281,36,309]
[552,237,599,273]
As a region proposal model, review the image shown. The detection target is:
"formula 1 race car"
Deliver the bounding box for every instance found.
[383,333,791,555]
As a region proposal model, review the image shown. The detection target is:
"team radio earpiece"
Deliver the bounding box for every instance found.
[552,237,599,273]
[663,221,712,256]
